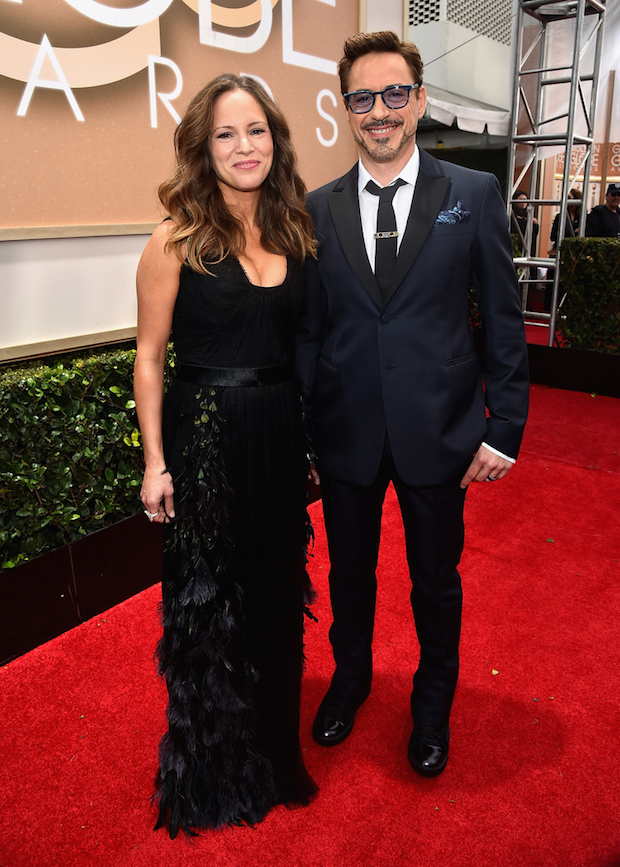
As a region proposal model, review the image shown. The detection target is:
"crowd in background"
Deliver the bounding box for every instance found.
[510,181,620,311]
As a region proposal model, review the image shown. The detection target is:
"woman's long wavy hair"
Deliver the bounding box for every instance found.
[159,74,316,272]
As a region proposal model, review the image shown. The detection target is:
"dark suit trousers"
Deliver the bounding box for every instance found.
[320,438,466,728]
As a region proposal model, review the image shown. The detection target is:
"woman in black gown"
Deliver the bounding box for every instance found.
[134,74,318,838]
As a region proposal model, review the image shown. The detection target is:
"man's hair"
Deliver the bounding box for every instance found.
[159,74,316,272]
[338,31,424,95]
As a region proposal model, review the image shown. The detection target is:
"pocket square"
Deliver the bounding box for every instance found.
[434,201,470,225]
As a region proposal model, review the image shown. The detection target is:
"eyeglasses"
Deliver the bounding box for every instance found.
[343,84,420,114]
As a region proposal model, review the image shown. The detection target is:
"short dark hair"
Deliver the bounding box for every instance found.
[338,31,424,95]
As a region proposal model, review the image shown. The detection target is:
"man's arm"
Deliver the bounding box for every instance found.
[585,207,601,237]
[296,233,328,418]
[467,173,530,477]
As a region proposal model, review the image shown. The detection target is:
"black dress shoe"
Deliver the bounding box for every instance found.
[407,723,449,777]
[312,688,369,746]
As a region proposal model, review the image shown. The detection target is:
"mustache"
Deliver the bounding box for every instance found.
[361,117,404,131]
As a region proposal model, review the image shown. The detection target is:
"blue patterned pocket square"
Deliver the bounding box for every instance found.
[434,201,471,225]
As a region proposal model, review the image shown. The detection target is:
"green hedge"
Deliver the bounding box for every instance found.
[0,346,144,569]
[557,237,620,354]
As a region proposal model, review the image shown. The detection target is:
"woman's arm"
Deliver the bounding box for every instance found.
[134,221,181,523]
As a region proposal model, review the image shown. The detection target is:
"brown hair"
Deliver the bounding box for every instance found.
[159,74,316,272]
[338,31,424,95]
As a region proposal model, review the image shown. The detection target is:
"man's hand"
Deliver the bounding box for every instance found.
[460,445,514,489]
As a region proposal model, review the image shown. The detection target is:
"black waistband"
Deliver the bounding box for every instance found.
[175,361,294,387]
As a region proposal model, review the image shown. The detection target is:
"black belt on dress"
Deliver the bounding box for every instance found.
[175,361,294,387]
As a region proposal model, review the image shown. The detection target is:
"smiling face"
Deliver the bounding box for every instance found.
[209,89,274,201]
[344,52,426,177]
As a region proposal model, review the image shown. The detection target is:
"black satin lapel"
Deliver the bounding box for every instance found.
[384,171,451,306]
[328,172,383,309]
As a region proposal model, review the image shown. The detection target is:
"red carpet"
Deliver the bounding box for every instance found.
[525,322,551,345]
[1,384,619,867]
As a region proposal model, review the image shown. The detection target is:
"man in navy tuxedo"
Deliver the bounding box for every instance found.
[296,31,529,776]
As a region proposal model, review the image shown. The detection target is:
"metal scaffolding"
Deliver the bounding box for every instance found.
[506,0,606,346]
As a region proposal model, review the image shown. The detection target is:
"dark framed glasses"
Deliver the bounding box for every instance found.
[343,83,420,114]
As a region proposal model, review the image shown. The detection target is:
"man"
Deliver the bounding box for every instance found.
[296,32,529,777]
[585,183,620,238]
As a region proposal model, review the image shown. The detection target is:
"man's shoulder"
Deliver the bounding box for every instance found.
[429,153,497,188]
[306,178,340,205]
[307,165,357,203]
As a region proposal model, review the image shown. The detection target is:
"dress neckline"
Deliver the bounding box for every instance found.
[236,257,288,290]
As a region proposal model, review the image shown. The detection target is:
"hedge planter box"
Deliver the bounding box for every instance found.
[0,513,163,665]
[557,237,620,354]
[527,344,620,398]
[0,346,146,571]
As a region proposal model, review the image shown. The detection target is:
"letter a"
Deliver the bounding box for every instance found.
[17,35,85,121]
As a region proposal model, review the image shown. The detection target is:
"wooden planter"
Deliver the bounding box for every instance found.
[0,514,163,665]
[527,344,620,398]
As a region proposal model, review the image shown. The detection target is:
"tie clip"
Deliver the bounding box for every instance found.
[374,231,399,239]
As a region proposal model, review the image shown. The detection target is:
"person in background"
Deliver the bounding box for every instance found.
[511,190,540,304]
[297,31,529,780]
[585,183,620,238]
[134,74,317,838]
[547,188,582,311]
[511,190,539,257]
[549,188,582,255]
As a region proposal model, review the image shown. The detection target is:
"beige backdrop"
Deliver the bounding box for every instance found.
[0,0,358,231]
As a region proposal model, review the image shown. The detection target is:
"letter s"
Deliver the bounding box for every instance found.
[316,89,338,148]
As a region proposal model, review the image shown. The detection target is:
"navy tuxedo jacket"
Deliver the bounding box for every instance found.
[296,149,530,488]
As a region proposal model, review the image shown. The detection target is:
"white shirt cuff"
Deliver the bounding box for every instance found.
[481,442,516,464]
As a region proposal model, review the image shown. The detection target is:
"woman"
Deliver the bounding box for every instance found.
[134,74,317,838]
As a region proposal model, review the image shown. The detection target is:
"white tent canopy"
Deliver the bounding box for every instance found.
[424,83,511,136]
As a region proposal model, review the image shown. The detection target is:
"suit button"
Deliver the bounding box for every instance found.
[381,314,391,324]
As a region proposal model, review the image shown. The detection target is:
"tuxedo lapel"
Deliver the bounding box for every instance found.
[328,166,383,309]
[386,154,450,307]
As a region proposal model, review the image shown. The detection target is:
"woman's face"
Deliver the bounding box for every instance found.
[209,89,274,197]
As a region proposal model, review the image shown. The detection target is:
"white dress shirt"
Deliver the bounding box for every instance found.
[358,148,420,271]
[355,148,515,466]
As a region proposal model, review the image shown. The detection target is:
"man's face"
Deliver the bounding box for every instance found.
[344,52,426,171]
[605,190,620,211]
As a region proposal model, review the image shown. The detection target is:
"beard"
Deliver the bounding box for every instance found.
[352,117,416,163]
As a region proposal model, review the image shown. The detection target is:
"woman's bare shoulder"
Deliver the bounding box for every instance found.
[138,219,182,285]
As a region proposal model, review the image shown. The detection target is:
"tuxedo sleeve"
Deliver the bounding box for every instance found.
[296,218,327,421]
[470,174,529,459]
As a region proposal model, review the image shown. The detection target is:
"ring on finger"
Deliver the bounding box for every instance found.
[144,509,159,521]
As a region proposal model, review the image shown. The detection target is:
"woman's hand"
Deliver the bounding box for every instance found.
[308,463,320,486]
[141,467,175,523]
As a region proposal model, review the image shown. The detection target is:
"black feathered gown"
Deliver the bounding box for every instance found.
[155,257,317,838]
